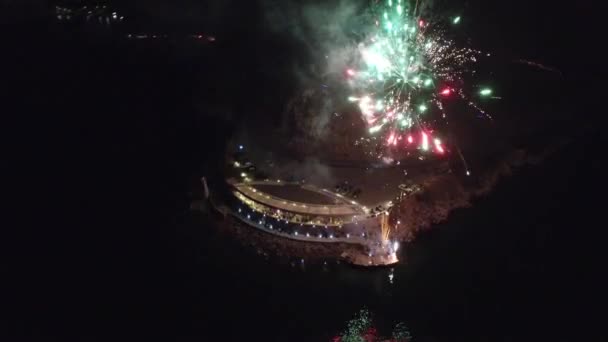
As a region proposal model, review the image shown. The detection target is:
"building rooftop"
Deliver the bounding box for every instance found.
[231,181,367,217]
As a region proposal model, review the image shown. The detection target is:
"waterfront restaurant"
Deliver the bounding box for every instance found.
[228,180,367,228]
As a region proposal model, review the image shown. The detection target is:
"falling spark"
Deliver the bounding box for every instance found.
[421,131,429,151]
[434,138,444,153]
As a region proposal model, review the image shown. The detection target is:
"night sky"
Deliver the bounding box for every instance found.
[4,0,608,340]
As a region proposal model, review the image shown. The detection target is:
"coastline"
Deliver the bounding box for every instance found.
[197,137,571,264]
[392,138,572,243]
[217,213,366,263]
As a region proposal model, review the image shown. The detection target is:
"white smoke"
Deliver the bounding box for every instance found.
[272,157,334,186]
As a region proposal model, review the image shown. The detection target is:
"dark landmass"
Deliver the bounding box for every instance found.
[392,136,574,243]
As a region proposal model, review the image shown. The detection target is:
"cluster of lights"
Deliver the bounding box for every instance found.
[126,34,168,40]
[55,5,124,23]
[125,33,215,42]
[233,185,365,226]
[238,207,352,241]
[234,196,381,244]
[190,34,216,42]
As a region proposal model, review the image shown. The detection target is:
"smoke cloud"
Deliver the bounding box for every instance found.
[272,157,335,186]
[262,0,369,142]
[262,0,367,83]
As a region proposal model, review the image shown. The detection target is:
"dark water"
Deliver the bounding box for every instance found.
[5,1,607,340]
[174,132,607,341]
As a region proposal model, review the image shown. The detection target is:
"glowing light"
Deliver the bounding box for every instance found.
[434,138,445,154]
[362,49,391,73]
[407,135,414,143]
[369,125,383,134]
[346,69,356,76]
[393,241,400,252]
[359,96,375,117]
[419,104,427,112]
[480,88,493,96]
[453,16,461,24]
[440,88,452,96]
[238,145,243,150]
[421,132,429,151]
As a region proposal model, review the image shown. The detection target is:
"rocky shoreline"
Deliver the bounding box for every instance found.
[392,139,571,243]
[215,213,365,262]
[206,139,570,263]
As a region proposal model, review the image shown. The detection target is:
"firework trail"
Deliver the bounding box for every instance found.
[515,59,562,76]
[344,0,495,161]
[380,212,391,242]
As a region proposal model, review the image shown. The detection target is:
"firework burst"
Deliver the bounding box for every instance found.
[345,0,493,162]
